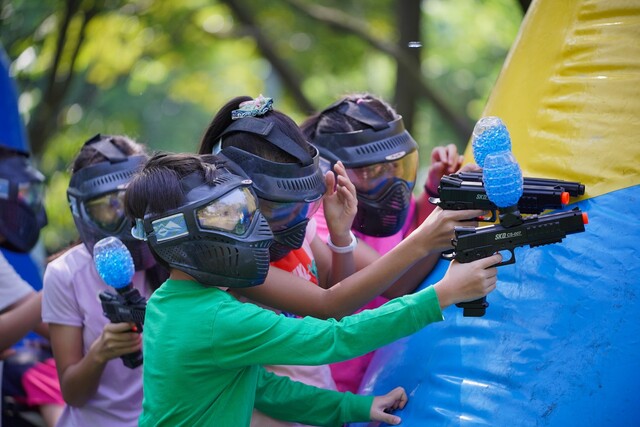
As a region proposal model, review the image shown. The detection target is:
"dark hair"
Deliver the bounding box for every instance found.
[125,152,220,220]
[300,93,398,142]
[71,134,145,173]
[197,96,314,162]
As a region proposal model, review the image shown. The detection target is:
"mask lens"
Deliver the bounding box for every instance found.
[259,197,322,232]
[197,187,257,235]
[346,150,418,199]
[17,182,44,210]
[84,191,126,231]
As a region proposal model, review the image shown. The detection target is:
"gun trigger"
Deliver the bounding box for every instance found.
[428,197,441,205]
[495,249,516,267]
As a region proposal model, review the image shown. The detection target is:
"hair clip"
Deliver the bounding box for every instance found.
[231,95,273,120]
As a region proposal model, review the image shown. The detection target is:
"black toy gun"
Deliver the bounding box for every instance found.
[430,172,585,221]
[99,289,147,368]
[94,236,147,369]
[445,208,588,317]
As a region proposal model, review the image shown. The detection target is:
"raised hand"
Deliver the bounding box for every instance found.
[425,143,465,195]
[322,161,358,246]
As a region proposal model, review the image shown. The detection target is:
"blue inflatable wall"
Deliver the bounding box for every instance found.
[352,0,640,425]
[355,189,639,426]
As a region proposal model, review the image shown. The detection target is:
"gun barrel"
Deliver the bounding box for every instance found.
[435,175,572,215]
[454,172,585,196]
[451,208,587,264]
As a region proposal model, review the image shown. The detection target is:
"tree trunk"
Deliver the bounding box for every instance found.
[394,0,422,134]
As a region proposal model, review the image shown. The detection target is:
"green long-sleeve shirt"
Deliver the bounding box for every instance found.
[139,279,444,427]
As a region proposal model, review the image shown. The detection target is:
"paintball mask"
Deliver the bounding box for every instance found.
[131,165,273,288]
[67,134,154,270]
[0,154,47,252]
[214,117,326,261]
[312,100,419,237]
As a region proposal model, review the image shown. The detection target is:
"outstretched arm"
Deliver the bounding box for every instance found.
[254,366,406,426]
[222,254,501,371]
[239,207,487,319]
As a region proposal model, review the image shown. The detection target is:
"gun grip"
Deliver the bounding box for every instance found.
[456,297,489,317]
[121,350,143,369]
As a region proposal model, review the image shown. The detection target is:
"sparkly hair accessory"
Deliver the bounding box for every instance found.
[231,95,273,120]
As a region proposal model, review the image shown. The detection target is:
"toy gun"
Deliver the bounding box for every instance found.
[94,236,146,368]
[447,208,588,316]
[430,172,585,221]
[446,117,589,317]
[99,291,146,338]
[446,146,588,316]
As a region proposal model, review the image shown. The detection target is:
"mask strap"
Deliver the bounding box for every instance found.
[218,117,313,166]
[338,100,390,131]
[83,134,128,163]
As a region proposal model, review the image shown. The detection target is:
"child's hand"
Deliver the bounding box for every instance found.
[91,322,142,364]
[434,254,502,309]
[322,161,358,246]
[458,162,482,173]
[369,386,408,425]
[424,144,464,196]
[416,207,486,253]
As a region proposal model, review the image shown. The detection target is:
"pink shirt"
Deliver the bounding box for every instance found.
[313,197,417,393]
[42,244,152,427]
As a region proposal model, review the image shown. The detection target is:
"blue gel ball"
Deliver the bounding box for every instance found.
[483,151,524,208]
[93,236,135,289]
[472,116,512,167]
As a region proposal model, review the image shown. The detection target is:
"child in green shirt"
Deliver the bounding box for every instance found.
[125,152,501,427]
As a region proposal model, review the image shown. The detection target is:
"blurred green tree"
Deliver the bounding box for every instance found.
[0,0,523,253]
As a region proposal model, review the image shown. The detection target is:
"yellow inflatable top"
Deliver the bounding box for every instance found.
[464,0,640,200]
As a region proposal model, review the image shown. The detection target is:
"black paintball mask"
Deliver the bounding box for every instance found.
[0,154,48,252]
[213,117,326,261]
[311,100,419,237]
[131,162,273,288]
[67,134,155,270]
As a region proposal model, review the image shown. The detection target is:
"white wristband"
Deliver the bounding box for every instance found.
[327,231,358,254]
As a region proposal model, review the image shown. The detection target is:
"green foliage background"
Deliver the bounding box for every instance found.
[0,0,522,254]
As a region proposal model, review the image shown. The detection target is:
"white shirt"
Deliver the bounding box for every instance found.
[0,250,35,427]
[0,250,33,311]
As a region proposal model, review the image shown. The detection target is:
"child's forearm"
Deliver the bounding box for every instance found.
[238,232,436,321]
[0,291,42,351]
[254,366,373,426]
[50,324,107,407]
